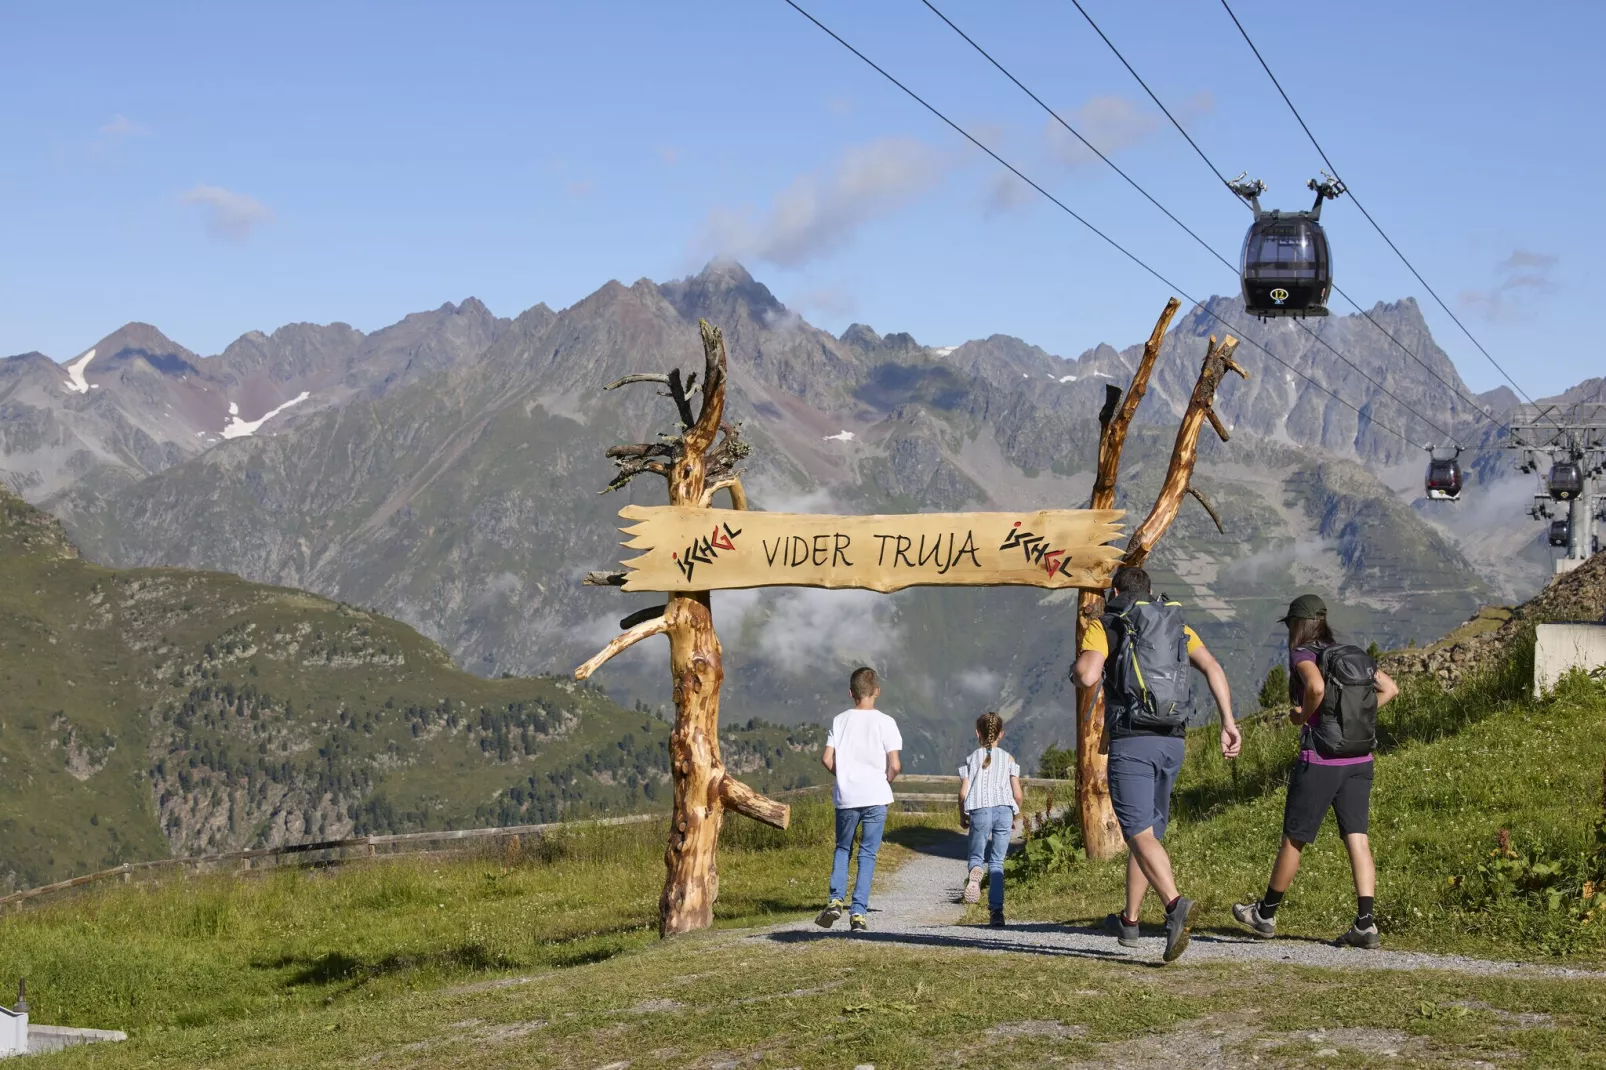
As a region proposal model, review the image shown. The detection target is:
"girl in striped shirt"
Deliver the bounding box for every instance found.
[958,712,1024,927]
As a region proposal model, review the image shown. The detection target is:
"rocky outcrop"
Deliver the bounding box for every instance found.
[1383,552,1606,689]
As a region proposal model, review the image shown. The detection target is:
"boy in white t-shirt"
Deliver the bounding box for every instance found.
[815,666,903,933]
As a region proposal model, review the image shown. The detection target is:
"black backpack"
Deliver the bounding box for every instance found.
[1102,598,1193,731]
[1309,644,1379,758]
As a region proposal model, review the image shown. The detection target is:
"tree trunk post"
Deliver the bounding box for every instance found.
[1074,298,1177,861]
[576,320,788,937]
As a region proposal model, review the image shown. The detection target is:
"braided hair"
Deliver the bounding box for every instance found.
[976,711,1004,768]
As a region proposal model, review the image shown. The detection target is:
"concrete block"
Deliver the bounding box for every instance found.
[1534,622,1606,696]
[24,1025,128,1055]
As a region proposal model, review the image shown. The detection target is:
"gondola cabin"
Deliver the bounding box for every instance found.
[1548,518,1571,548]
[1424,456,1463,501]
[1548,461,1584,501]
[1230,174,1344,320]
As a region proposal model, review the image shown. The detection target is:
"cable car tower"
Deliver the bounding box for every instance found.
[1229,171,1345,319]
[1509,401,1606,573]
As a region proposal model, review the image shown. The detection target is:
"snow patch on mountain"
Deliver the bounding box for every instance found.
[62,349,96,394]
[222,392,310,439]
[824,430,855,442]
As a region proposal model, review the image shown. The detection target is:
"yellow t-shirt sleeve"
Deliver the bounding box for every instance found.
[1082,619,1202,656]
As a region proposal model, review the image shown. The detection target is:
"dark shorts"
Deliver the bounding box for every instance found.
[1283,758,1373,843]
[1107,735,1185,841]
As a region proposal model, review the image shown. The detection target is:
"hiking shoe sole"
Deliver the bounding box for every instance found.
[1106,912,1140,948]
[1163,897,1198,963]
[1232,901,1277,939]
[815,902,844,929]
[1336,923,1381,949]
[963,866,983,904]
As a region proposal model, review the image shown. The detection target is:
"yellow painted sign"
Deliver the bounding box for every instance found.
[614,506,1126,593]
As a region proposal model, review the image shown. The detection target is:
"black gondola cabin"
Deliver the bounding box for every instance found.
[1548,518,1571,548]
[1425,456,1463,501]
[1230,174,1344,319]
[1548,461,1584,501]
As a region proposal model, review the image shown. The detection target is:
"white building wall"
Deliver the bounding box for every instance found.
[1534,622,1606,696]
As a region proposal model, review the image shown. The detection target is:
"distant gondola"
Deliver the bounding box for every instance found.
[1548,518,1571,548]
[1424,448,1463,501]
[1230,172,1345,319]
[1548,460,1584,501]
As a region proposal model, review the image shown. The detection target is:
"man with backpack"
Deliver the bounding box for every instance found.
[1232,594,1399,949]
[1073,566,1240,962]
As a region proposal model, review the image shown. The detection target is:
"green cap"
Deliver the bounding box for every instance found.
[1278,594,1327,623]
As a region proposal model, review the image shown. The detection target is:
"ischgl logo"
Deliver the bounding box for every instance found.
[1270,287,1290,305]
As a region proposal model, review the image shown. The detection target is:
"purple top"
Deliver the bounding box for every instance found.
[1290,646,1373,766]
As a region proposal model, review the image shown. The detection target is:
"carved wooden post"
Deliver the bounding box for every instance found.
[1074,299,1177,860]
[1073,307,1247,861]
[575,320,788,936]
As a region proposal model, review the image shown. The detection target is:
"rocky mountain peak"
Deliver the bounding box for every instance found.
[93,322,200,375]
[658,259,785,327]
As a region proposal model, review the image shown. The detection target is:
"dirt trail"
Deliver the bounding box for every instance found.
[758,830,1601,980]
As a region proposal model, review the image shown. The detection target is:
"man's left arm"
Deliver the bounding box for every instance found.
[1189,642,1240,758]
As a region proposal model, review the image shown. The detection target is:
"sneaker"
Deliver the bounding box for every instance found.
[963,866,984,905]
[1231,900,1278,939]
[989,910,1006,928]
[1336,922,1381,949]
[815,899,844,928]
[1162,896,1198,963]
[849,914,869,933]
[1106,912,1141,948]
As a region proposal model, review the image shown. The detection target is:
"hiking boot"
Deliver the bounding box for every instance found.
[1335,921,1381,949]
[849,914,869,933]
[1162,896,1198,963]
[1232,900,1278,939]
[815,899,844,928]
[1106,912,1141,948]
[989,910,1006,928]
[963,866,984,904]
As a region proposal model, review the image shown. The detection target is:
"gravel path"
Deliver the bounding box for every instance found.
[756,831,1602,979]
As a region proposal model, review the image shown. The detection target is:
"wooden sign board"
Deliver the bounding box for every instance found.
[615,506,1126,593]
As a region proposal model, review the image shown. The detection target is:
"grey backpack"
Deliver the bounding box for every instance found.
[1310,644,1379,758]
[1104,598,1193,731]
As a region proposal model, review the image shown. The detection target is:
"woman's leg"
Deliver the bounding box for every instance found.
[1269,836,1305,893]
[987,807,1010,913]
[1343,833,1376,897]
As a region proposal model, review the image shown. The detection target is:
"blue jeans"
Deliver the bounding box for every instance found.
[829,804,888,916]
[967,804,1013,912]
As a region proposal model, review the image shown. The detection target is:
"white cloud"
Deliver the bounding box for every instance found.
[696,137,957,267]
[101,114,150,139]
[1458,249,1559,322]
[723,587,901,677]
[1041,91,1212,171]
[181,184,273,242]
[955,667,1001,699]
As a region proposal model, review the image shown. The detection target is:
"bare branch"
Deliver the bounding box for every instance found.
[1205,407,1230,442]
[718,775,790,830]
[574,616,670,680]
[1188,486,1225,534]
[604,373,673,391]
[583,570,628,587]
[667,368,697,429]
[619,604,668,630]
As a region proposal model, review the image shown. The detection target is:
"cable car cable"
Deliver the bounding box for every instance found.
[919,0,1464,448]
[778,0,1423,448]
[1062,0,1513,437]
[1216,0,1538,408]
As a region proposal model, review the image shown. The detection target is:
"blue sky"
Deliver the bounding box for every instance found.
[3,0,1600,397]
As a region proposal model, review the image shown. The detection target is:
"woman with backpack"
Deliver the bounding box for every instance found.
[1232,594,1398,948]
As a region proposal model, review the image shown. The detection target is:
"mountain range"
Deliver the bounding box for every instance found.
[1,261,1583,778]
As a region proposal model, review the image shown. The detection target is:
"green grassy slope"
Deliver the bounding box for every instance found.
[0,488,823,890]
[1004,639,1606,960]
